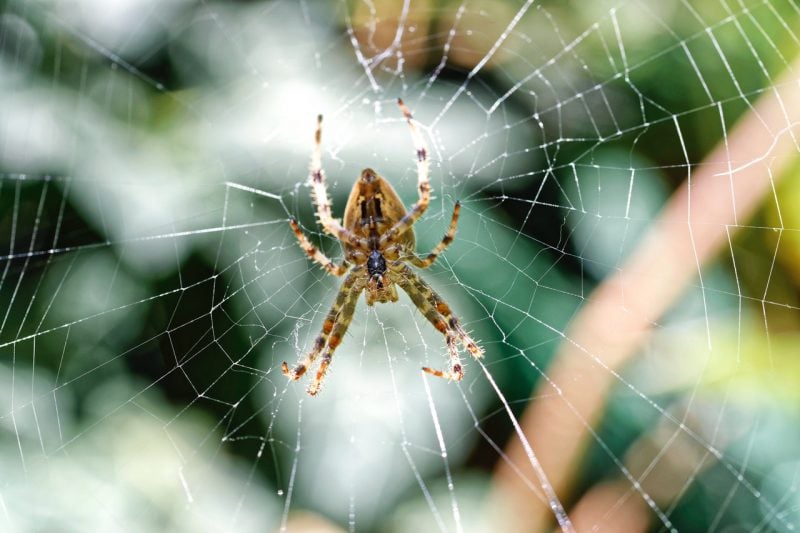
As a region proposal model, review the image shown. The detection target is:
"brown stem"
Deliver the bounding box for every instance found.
[489,58,800,531]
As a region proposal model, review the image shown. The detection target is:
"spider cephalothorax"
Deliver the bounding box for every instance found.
[282,100,484,396]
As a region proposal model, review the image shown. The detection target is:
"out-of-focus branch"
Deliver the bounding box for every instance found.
[489,58,800,532]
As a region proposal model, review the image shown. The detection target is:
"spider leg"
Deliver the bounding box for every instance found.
[398,264,483,358]
[392,265,483,381]
[392,266,462,380]
[408,201,460,269]
[282,270,362,388]
[379,99,431,246]
[289,218,348,276]
[306,282,362,396]
[309,114,368,250]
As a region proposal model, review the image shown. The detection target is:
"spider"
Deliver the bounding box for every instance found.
[282,99,484,396]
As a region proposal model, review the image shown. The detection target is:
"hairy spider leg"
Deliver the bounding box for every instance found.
[399,264,483,355]
[393,264,482,381]
[289,217,348,276]
[306,281,362,396]
[408,201,461,269]
[379,99,431,246]
[309,114,368,250]
[392,265,462,380]
[282,269,363,382]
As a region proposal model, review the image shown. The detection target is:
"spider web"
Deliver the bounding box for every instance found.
[1,0,800,531]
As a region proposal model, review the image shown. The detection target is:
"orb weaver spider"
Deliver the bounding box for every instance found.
[282,99,484,396]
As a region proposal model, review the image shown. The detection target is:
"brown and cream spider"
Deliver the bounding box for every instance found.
[282,99,484,396]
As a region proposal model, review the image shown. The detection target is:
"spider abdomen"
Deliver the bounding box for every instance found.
[342,168,416,253]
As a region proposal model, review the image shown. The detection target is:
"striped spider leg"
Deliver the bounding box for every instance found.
[378,98,432,247]
[391,263,484,381]
[288,217,348,276]
[281,268,365,396]
[283,99,483,396]
[406,201,460,268]
[307,113,368,251]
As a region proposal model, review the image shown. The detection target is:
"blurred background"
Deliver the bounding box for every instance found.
[1,0,799,531]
